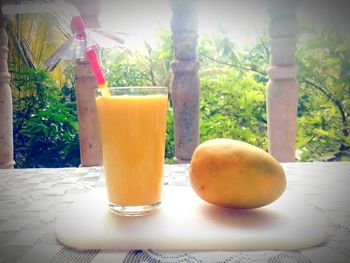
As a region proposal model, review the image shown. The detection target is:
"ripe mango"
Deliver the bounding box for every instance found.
[189,138,286,209]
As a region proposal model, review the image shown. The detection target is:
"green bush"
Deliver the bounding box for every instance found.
[10,25,350,167]
[198,26,349,161]
[12,69,80,168]
[200,69,267,149]
[296,26,350,161]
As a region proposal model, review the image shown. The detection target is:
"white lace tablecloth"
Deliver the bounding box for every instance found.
[0,162,349,263]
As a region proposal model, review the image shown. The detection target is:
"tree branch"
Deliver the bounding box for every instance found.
[255,26,270,58]
[300,79,348,136]
[199,51,266,76]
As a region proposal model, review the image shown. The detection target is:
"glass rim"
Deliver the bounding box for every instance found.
[95,86,168,91]
[95,86,168,97]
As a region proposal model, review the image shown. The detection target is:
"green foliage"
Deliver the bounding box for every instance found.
[102,28,173,88]
[198,29,269,83]
[200,69,267,149]
[198,25,349,161]
[296,25,350,161]
[105,63,151,87]
[12,69,80,168]
[11,24,350,167]
[165,107,175,163]
[197,30,268,150]
[100,25,350,162]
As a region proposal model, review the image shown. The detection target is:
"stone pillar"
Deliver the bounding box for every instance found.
[170,0,200,163]
[266,0,299,162]
[65,0,102,167]
[0,13,14,169]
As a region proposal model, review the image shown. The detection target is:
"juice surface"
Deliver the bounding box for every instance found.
[96,94,168,206]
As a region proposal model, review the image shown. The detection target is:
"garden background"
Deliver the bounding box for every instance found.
[7,1,350,167]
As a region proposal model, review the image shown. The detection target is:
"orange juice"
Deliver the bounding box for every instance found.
[96,87,168,215]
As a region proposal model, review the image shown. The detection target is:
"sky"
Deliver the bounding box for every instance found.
[99,0,268,48]
[99,0,350,48]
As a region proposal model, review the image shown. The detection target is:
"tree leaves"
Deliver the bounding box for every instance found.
[296,25,350,161]
[10,23,350,166]
[12,69,80,168]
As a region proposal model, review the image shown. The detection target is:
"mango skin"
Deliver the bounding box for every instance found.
[189,138,286,209]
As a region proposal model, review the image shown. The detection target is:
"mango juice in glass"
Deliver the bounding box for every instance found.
[95,87,168,216]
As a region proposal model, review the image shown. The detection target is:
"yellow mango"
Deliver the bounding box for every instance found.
[189,138,286,209]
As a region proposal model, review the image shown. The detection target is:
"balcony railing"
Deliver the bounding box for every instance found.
[0,0,299,168]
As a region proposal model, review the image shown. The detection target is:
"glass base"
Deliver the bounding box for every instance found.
[109,201,161,216]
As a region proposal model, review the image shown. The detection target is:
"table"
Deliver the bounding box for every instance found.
[0,162,349,263]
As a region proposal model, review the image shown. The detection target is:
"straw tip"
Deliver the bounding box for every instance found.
[85,45,98,53]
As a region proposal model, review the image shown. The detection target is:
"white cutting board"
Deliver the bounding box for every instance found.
[56,186,327,250]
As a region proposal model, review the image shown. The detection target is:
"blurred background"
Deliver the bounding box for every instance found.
[3,0,350,167]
